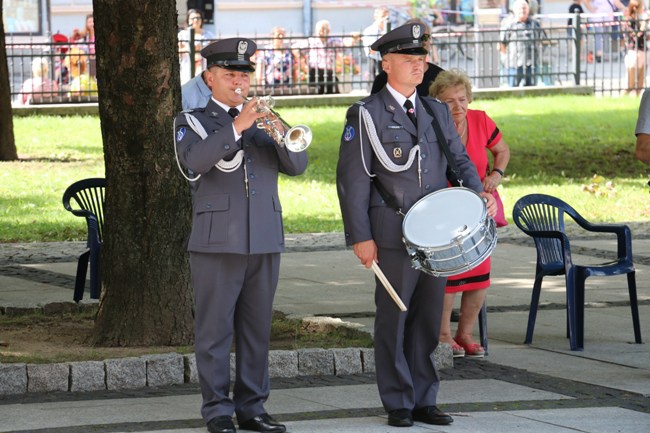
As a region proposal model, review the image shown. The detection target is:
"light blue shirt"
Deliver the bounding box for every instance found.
[181,72,212,110]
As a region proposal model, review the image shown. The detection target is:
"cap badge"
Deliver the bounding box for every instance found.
[412,25,421,39]
[237,41,248,61]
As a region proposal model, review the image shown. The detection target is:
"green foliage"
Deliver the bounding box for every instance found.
[1,96,648,243]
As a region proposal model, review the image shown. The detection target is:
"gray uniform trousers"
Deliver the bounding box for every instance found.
[191,252,280,423]
[374,248,446,411]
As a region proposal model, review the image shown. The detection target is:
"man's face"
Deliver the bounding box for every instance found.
[383,53,426,92]
[207,67,251,107]
[515,2,530,21]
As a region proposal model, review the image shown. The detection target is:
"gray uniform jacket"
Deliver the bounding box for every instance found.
[337,87,483,249]
[175,99,308,255]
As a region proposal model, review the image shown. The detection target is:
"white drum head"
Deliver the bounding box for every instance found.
[403,188,485,248]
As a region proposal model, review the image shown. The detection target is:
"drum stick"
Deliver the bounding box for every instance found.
[371,261,407,312]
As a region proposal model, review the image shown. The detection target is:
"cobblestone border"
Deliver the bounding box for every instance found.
[0,346,452,396]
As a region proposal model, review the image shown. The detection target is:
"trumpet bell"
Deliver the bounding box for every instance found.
[284,125,312,152]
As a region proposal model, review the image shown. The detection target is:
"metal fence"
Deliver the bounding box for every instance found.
[6,14,648,105]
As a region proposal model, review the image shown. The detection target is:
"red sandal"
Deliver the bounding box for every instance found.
[455,339,485,358]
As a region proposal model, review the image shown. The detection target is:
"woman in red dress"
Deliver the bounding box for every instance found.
[430,69,511,358]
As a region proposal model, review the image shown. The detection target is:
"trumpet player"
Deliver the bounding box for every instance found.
[174,37,308,433]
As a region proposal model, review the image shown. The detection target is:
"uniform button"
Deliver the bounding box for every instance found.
[224,145,230,150]
[425,184,431,190]
[206,204,212,209]
[423,168,429,174]
[251,190,256,195]
[421,153,427,158]
[419,138,424,143]
[250,173,256,179]
[247,157,252,163]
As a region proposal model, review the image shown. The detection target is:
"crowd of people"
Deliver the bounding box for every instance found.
[13,2,649,105]
[16,13,97,105]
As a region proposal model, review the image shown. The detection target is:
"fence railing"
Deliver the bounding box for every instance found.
[6,14,648,105]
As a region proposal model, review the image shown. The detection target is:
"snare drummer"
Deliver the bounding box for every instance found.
[336,23,496,428]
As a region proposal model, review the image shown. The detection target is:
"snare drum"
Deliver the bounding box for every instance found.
[402,187,497,277]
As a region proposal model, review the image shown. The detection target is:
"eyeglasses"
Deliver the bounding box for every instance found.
[190,17,202,21]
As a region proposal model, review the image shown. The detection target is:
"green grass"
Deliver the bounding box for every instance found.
[2,95,648,243]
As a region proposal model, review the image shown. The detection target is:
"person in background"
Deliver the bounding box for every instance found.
[18,57,59,105]
[65,47,98,98]
[370,18,444,96]
[51,32,70,89]
[297,19,342,94]
[182,70,212,110]
[337,23,496,429]
[429,69,510,358]
[623,0,647,96]
[70,14,96,76]
[583,0,626,63]
[70,13,95,54]
[362,7,390,80]
[255,26,298,90]
[635,91,650,163]
[178,9,215,85]
[500,0,544,87]
[174,38,308,433]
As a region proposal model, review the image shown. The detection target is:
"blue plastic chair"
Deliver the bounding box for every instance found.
[512,194,642,351]
[62,178,105,302]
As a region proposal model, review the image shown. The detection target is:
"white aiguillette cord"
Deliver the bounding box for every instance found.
[173,112,245,182]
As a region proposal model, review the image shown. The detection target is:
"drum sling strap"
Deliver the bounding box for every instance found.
[372,97,462,215]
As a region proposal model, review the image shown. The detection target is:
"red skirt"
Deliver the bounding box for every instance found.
[445,257,491,293]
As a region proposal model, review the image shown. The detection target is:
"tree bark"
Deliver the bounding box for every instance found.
[92,0,194,346]
[0,4,18,161]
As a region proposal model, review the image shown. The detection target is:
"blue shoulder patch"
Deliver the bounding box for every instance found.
[343,124,355,142]
[176,127,186,142]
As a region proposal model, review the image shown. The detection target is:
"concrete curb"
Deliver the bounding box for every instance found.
[0,346,453,396]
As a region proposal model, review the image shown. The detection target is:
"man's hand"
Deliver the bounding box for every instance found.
[479,191,497,218]
[353,239,377,269]
[232,97,269,135]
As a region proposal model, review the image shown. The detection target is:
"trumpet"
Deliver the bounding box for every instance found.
[235,88,311,152]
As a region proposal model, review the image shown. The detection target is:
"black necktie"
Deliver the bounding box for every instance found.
[404,100,417,127]
[228,107,240,118]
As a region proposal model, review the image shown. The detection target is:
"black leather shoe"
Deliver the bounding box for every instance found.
[387,409,413,427]
[207,415,236,433]
[412,406,453,425]
[238,413,286,433]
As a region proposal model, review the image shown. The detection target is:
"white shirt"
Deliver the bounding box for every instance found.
[213,98,243,141]
[386,83,418,117]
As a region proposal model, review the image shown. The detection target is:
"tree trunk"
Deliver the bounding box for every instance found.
[0,4,18,161]
[92,0,194,346]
